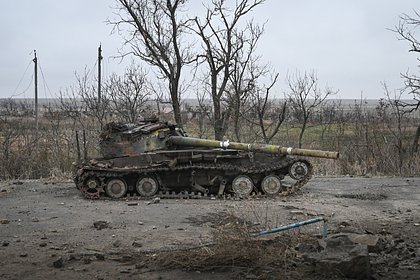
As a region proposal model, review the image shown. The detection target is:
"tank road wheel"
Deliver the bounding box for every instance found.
[261,175,282,195]
[136,177,159,197]
[105,179,128,199]
[232,175,254,197]
[81,177,102,199]
[289,161,311,181]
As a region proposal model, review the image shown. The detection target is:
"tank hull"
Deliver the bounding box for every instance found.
[75,148,311,199]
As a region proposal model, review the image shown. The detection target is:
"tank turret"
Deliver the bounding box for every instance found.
[99,120,183,158]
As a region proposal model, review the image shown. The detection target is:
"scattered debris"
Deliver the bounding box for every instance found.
[347,234,380,252]
[93,221,109,230]
[290,210,304,215]
[335,193,387,201]
[95,253,105,261]
[132,241,143,247]
[0,219,10,224]
[305,235,372,279]
[2,241,10,247]
[251,217,326,238]
[147,197,161,205]
[53,257,64,268]
[113,240,122,248]
[339,220,351,227]
[306,211,319,216]
[68,254,81,261]
[39,242,47,247]
[31,217,40,222]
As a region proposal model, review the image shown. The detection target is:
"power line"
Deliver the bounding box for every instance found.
[11,74,34,98]
[38,60,55,99]
[11,60,32,97]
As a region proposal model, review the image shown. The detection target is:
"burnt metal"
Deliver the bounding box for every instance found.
[74,120,339,199]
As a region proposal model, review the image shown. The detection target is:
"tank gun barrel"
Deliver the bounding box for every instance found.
[168,136,339,159]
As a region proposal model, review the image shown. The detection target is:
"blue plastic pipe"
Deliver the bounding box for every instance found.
[251,217,327,239]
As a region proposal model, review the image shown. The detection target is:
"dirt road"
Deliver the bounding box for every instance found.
[0,176,419,279]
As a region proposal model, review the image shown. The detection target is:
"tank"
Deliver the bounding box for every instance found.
[74,119,339,199]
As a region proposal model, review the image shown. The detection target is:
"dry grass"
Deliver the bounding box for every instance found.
[132,209,319,278]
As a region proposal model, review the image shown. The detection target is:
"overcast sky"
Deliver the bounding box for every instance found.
[1,0,419,100]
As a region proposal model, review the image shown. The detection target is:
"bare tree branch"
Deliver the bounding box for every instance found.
[287,71,337,148]
[109,0,193,127]
[192,0,265,140]
[105,63,151,123]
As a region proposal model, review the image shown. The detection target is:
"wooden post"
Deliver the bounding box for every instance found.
[75,131,81,164]
[33,50,38,133]
[97,44,102,106]
[83,130,87,161]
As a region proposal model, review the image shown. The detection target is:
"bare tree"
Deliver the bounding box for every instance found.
[43,103,75,173]
[287,71,336,148]
[377,86,407,173]
[57,69,110,161]
[0,100,39,178]
[245,74,287,144]
[106,64,151,123]
[58,88,84,129]
[111,0,193,128]
[324,101,346,151]
[193,0,264,140]
[394,10,420,154]
[149,82,172,118]
[228,22,265,142]
[75,68,111,130]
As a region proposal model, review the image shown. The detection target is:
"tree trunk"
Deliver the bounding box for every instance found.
[170,82,183,128]
[298,121,306,148]
[213,97,223,140]
[233,101,241,142]
[171,98,183,128]
[412,125,420,154]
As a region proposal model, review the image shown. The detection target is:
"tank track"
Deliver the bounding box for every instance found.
[76,158,313,200]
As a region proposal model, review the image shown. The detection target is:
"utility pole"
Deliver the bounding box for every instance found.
[33,50,38,133]
[97,44,102,105]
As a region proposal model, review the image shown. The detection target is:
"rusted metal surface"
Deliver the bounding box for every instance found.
[99,121,173,158]
[75,158,313,200]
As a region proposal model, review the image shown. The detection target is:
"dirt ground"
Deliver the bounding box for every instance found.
[0,176,419,280]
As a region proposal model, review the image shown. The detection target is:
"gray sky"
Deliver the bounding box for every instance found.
[1,0,419,100]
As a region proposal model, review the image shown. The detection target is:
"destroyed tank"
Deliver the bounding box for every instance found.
[74,119,339,199]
